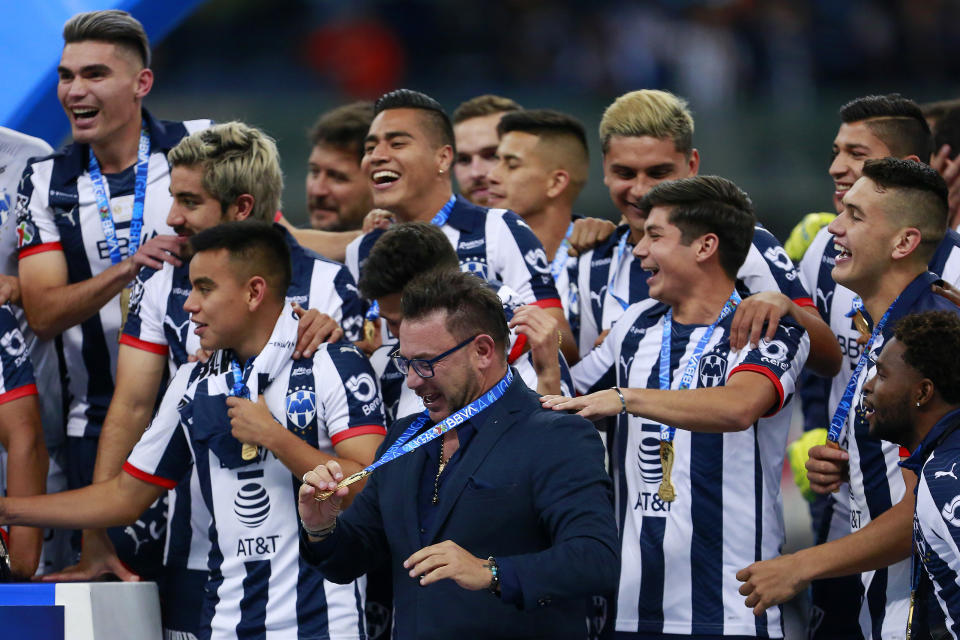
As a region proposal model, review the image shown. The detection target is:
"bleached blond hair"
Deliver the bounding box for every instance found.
[599,89,694,157]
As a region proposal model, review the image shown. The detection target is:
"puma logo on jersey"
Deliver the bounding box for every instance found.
[935,463,958,480]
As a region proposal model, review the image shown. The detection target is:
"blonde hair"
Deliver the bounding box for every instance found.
[599,90,694,156]
[168,122,283,221]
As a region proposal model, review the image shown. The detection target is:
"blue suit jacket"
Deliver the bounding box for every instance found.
[302,374,619,639]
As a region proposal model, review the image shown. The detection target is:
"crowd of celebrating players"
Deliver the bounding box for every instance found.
[3,8,960,640]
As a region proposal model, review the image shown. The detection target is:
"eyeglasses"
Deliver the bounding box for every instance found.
[390,334,478,379]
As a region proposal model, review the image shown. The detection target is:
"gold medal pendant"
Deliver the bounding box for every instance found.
[658,440,676,502]
[364,319,376,343]
[118,287,132,340]
[853,310,871,345]
[314,470,369,502]
[905,588,915,640]
[241,443,259,461]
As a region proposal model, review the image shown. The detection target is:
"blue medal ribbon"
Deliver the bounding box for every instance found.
[366,195,458,323]
[826,294,900,443]
[607,230,632,311]
[549,222,574,282]
[88,122,150,265]
[658,290,741,443]
[364,367,513,474]
[229,357,254,399]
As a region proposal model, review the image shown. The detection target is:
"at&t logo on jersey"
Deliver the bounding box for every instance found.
[234,482,271,528]
[637,433,663,484]
[286,388,317,431]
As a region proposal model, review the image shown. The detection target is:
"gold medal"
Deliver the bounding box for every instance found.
[364,319,376,343]
[658,440,676,502]
[853,310,871,344]
[118,287,132,340]
[314,470,369,502]
[241,443,259,461]
[905,588,915,640]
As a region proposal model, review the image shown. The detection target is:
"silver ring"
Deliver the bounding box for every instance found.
[302,472,310,484]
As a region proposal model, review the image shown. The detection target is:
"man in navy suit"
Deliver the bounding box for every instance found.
[299,269,619,639]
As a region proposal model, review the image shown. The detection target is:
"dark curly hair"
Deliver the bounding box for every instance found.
[894,310,960,404]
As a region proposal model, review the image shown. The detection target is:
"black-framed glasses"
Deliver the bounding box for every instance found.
[390,334,478,379]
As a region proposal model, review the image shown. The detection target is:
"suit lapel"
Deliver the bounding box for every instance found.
[425,378,525,543]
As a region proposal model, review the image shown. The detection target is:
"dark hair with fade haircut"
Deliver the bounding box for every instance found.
[452,95,523,125]
[63,10,150,68]
[894,311,960,404]
[497,109,589,157]
[933,108,960,161]
[861,158,948,256]
[374,89,455,151]
[189,220,291,301]
[358,222,459,300]
[309,101,375,162]
[402,269,509,358]
[839,94,932,160]
[639,175,756,280]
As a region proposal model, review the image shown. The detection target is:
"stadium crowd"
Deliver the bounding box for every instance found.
[3,8,960,640]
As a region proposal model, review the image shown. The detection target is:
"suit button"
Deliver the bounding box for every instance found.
[419,527,426,534]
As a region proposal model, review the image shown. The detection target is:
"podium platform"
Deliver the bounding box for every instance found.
[0,582,161,639]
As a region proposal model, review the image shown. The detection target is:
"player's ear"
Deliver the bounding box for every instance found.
[246,275,268,310]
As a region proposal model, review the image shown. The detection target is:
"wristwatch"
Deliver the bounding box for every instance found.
[485,556,500,596]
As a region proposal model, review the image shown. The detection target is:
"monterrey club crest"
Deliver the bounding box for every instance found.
[698,353,727,388]
[286,388,317,430]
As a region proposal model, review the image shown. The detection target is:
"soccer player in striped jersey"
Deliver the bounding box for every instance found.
[864,311,960,639]
[0,127,72,575]
[796,95,960,639]
[0,221,385,639]
[543,175,809,637]
[49,122,364,639]
[344,89,578,363]
[485,109,589,327]
[0,303,48,579]
[357,222,574,425]
[738,159,960,639]
[452,94,522,207]
[14,11,212,578]
[569,89,839,382]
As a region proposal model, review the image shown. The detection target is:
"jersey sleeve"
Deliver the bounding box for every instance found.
[729,318,810,416]
[308,260,365,343]
[0,304,36,403]
[317,342,387,445]
[739,226,814,307]
[123,364,195,489]
[574,247,602,357]
[798,228,834,319]
[571,307,627,395]
[119,265,170,354]
[15,159,62,258]
[487,210,561,307]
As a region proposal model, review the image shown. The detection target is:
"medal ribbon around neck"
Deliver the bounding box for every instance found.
[229,357,260,461]
[89,121,150,265]
[364,195,458,327]
[315,367,513,501]
[826,293,901,444]
[658,289,742,443]
[607,230,632,311]
[549,222,574,282]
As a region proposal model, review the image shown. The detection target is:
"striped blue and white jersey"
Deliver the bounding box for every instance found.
[0,127,63,451]
[120,224,363,572]
[0,303,36,403]
[345,195,562,310]
[571,297,809,637]
[370,282,574,425]
[800,229,960,639]
[124,314,385,639]
[902,408,960,640]
[571,223,815,358]
[15,110,211,439]
[122,224,364,367]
